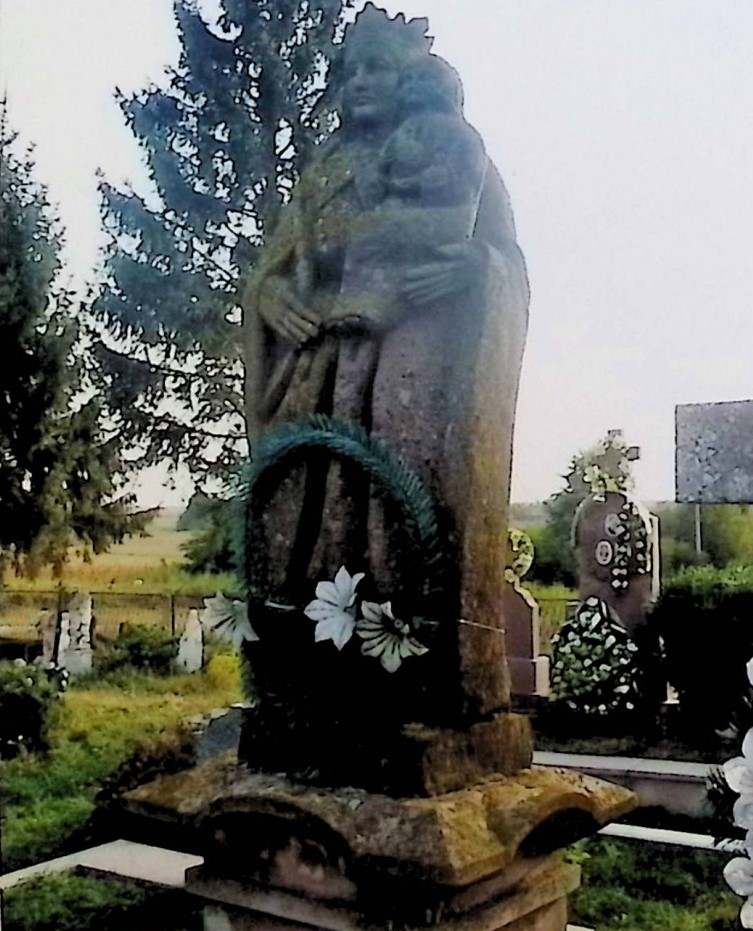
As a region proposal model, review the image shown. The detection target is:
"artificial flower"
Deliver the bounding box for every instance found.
[304,566,364,650]
[356,601,428,673]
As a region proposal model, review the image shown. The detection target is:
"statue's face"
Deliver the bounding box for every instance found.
[342,47,400,128]
[399,61,462,116]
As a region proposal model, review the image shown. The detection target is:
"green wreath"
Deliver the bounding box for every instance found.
[238,415,447,605]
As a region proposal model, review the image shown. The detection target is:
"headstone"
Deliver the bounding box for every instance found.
[504,570,550,698]
[177,609,204,673]
[63,593,93,678]
[677,400,753,503]
[504,530,549,698]
[57,611,71,669]
[573,491,658,637]
[37,608,57,666]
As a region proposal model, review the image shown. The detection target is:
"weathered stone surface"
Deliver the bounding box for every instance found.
[235,5,530,785]
[398,713,533,796]
[676,399,753,503]
[122,755,634,889]
[190,858,578,931]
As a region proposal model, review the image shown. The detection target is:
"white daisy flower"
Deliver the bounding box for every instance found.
[356,601,428,673]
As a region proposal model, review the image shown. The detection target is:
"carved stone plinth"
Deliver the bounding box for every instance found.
[120,754,634,931]
[194,857,579,931]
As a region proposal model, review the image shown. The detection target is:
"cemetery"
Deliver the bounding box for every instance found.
[1,2,752,930]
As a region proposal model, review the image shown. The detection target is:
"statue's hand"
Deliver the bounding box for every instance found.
[400,242,488,308]
[257,276,320,345]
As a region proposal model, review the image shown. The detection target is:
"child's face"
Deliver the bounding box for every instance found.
[387,122,430,176]
[398,61,462,115]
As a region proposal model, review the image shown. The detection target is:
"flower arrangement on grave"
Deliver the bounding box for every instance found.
[550,596,640,716]
[202,415,441,677]
[723,657,753,929]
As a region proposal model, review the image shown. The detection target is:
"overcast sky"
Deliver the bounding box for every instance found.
[2,0,752,507]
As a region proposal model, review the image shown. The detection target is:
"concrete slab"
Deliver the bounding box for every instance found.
[533,751,712,779]
[0,840,202,891]
[600,822,744,854]
[533,752,713,817]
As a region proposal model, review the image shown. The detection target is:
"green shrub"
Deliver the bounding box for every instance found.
[650,564,753,736]
[95,624,177,676]
[0,662,66,758]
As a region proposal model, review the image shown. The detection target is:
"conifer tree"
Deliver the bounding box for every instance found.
[0,132,137,577]
[94,0,352,484]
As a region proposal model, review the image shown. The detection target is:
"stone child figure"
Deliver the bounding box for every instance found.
[328,57,487,333]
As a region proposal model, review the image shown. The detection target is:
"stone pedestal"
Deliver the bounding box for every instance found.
[121,755,634,931]
[195,857,579,931]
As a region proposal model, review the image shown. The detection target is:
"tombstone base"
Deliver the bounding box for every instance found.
[120,754,633,931]
[238,711,534,797]
[194,856,579,931]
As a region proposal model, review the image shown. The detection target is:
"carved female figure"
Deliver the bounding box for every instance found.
[242,5,528,638]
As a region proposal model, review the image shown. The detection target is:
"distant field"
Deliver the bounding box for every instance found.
[3,509,237,597]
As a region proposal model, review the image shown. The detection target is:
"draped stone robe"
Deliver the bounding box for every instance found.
[242,137,530,718]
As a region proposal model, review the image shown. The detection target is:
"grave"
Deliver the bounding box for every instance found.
[176,608,204,674]
[120,7,634,930]
[505,530,550,699]
[572,491,659,638]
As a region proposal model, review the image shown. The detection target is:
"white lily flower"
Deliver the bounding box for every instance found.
[725,858,753,898]
[747,657,753,688]
[356,601,428,673]
[304,566,364,651]
[742,899,753,929]
[202,593,259,649]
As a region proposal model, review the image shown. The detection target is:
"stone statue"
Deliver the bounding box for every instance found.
[243,6,526,594]
[240,3,531,788]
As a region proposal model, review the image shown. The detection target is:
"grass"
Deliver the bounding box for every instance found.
[2,873,200,931]
[569,837,741,930]
[0,655,242,871]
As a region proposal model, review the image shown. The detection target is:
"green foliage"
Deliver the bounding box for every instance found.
[180,495,236,574]
[3,874,201,931]
[656,503,753,574]
[0,662,65,758]
[94,623,177,676]
[651,564,753,736]
[94,0,354,483]
[570,837,739,931]
[529,431,637,586]
[0,666,241,870]
[3,875,147,931]
[0,130,138,578]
